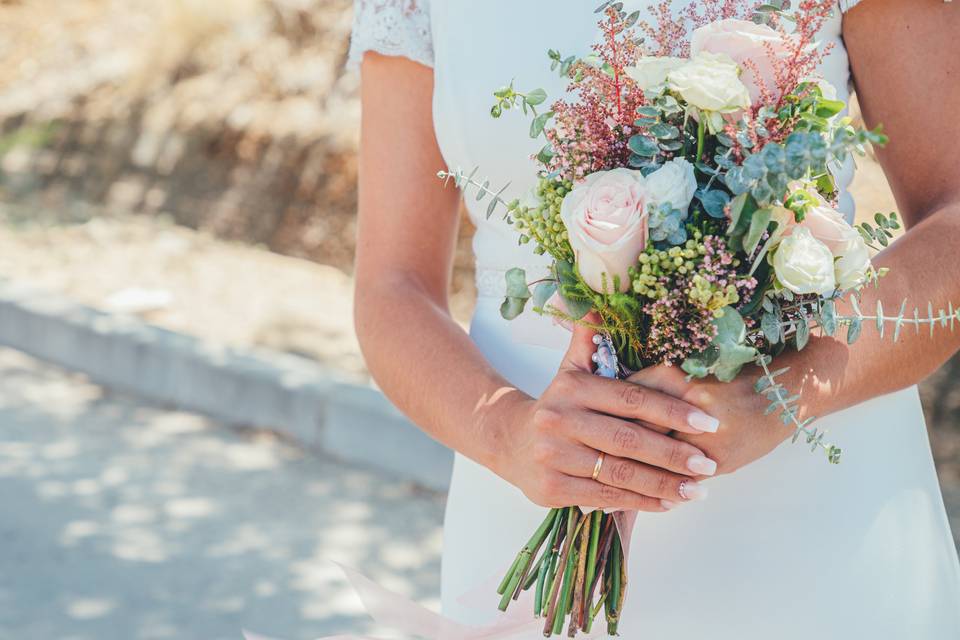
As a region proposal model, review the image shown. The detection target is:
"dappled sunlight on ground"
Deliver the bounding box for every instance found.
[0,348,444,639]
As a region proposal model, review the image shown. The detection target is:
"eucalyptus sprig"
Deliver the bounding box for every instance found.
[437,167,517,219]
[841,296,960,344]
[491,82,554,138]
[857,212,901,250]
[754,355,842,464]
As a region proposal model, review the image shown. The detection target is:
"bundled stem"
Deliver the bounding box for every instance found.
[497,507,626,637]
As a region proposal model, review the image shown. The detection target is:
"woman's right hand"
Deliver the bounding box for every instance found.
[490,316,721,513]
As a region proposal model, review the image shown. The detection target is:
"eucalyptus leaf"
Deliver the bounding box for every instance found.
[820,299,837,336]
[699,189,731,219]
[710,308,758,382]
[628,134,659,157]
[796,314,810,350]
[532,279,558,309]
[525,88,548,106]
[743,206,773,254]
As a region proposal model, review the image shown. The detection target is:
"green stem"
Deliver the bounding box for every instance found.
[499,508,560,610]
[553,547,578,636]
[543,509,579,636]
[606,535,622,635]
[696,114,706,163]
[535,509,564,616]
[580,511,603,631]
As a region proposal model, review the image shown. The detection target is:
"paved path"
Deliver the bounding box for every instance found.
[0,348,444,640]
[0,347,956,640]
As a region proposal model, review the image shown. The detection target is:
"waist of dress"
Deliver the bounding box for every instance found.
[475,262,553,299]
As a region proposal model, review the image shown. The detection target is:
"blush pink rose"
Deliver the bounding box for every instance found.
[691,19,791,106]
[560,168,649,293]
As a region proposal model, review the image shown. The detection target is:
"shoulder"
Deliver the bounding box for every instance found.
[348,0,433,70]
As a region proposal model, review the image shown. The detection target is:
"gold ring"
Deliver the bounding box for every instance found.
[591,452,606,481]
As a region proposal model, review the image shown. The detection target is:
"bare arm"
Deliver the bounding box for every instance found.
[354,54,722,509]
[631,0,960,473]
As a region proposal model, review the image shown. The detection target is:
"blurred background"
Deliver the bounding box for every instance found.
[0,1,956,638]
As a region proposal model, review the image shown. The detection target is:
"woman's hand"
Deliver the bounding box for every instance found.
[626,365,795,476]
[489,317,723,512]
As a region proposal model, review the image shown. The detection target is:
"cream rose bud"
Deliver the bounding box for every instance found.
[834,235,872,291]
[667,52,751,114]
[645,158,697,212]
[626,56,685,92]
[691,19,790,106]
[560,168,650,293]
[773,226,837,295]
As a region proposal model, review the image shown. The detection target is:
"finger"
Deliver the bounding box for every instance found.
[570,413,717,476]
[558,311,601,374]
[554,475,668,513]
[557,443,707,502]
[569,371,720,434]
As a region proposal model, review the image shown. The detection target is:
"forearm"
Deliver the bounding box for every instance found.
[355,276,528,472]
[788,205,960,418]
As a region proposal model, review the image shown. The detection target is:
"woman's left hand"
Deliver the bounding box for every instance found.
[626,365,797,476]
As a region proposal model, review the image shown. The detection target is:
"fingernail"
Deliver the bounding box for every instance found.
[660,500,677,510]
[688,411,720,433]
[686,454,718,476]
[679,480,709,502]
[603,507,618,514]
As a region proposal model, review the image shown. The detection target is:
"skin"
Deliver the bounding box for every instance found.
[354,0,960,510]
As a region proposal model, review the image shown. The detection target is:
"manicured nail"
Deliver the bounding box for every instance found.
[679,480,709,502]
[660,500,677,510]
[686,454,717,477]
[603,507,618,514]
[688,411,720,433]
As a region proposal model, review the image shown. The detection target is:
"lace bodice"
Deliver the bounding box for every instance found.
[347,0,433,69]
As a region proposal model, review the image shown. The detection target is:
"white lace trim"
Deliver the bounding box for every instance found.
[348,0,433,70]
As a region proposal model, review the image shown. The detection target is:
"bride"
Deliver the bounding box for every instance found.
[349,0,960,637]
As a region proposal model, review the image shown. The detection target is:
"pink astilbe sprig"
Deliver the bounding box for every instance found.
[765,0,837,112]
[640,0,761,57]
[542,8,645,181]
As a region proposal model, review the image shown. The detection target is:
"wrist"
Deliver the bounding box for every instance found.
[471,386,535,479]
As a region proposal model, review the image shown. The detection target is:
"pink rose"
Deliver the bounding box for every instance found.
[800,203,860,254]
[560,168,649,293]
[691,19,790,106]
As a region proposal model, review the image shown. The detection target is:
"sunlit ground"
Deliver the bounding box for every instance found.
[0,348,443,640]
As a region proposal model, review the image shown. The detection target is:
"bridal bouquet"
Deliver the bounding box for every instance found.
[440,1,955,636]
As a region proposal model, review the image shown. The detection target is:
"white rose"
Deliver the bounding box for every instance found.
[667,52,751,114]
[773,226,836,295]
[626,56,686,92]
[644,158,697,212]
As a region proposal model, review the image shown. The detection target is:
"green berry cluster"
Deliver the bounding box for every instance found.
[511,176,574,262]
[631,233,706,299]
[630,232,740,317]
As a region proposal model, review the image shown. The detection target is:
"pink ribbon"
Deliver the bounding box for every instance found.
[243,511,636,640]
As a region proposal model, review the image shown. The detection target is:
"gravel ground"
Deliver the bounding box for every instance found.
[0,347,444,640]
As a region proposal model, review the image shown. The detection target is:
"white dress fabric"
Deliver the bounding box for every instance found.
[350,2,960,637]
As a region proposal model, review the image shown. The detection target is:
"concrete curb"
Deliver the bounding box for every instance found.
[0,282,453,491]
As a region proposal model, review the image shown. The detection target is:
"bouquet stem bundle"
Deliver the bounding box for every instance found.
[497,507,625,637]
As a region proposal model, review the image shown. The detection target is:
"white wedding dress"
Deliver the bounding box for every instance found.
[349,1,960,637]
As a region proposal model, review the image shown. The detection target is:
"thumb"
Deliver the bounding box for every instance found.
[559,311,600,373]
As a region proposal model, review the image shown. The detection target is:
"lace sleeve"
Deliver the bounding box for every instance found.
[347,0,433,70]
